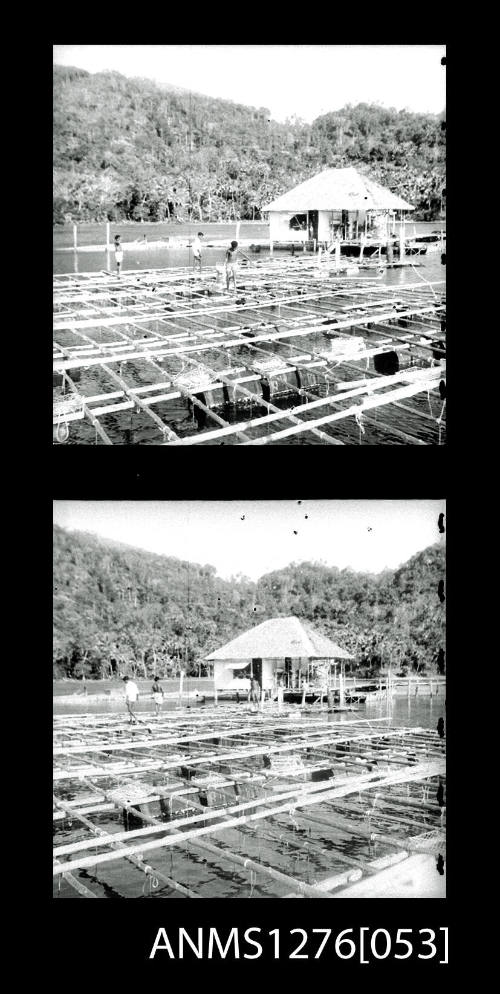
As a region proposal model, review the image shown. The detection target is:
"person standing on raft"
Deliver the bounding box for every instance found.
[192,232,203,274]
[114,234,124,277]
[123,675,139,723]
[224,240,239,291]
[249,675,261,712]
[151,675,164,717]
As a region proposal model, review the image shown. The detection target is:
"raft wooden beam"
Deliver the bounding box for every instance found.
[53,759,444,875]
[53,795,200,898]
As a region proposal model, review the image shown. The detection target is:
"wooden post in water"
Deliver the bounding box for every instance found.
[277,683,283,713]
[178,670,184,709]
[214,683,218,706]
[106,221,111,252]
[339,666,345,708]
[73,223,77,252]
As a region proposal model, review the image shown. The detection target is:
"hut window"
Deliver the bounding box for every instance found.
[234,664,251,679]
[289,214,307,231]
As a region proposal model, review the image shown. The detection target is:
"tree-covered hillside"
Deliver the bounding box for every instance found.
[53,66,445,224]
[53,526,445,679]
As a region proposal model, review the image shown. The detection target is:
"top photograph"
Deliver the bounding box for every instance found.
[53,45,446,446]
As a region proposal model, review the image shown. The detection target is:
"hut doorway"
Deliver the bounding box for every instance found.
[308,210,319,241]
[251,658,263,685]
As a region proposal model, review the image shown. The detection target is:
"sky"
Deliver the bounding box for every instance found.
[53,500,445,581]
[53,45,446,123]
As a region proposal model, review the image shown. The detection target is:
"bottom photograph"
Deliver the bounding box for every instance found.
[53,498,446,899]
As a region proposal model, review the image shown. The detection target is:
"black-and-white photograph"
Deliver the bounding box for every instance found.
[53,45,446,445]
[53,499,446,898]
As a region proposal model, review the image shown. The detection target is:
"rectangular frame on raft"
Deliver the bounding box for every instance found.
[53,260,446,445]
[53,708,446,898]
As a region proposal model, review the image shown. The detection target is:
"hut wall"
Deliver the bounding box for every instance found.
[213,660,250,690]
[269,211,308,243]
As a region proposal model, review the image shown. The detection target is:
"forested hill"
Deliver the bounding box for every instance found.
[53,525,445,679]
[53,65,445,224]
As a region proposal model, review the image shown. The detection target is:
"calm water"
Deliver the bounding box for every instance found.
[53,693,444,729]
[53,221,445,275]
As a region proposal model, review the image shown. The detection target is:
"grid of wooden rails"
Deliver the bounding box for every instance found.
[53,257,446,445]
[53,706,446,898]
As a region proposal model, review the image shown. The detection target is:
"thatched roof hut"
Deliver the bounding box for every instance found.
[206,616,353,691]
[263,167,414,246]
[264,167,414,213]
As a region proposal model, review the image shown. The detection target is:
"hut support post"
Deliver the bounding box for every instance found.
[73,223,77,251]
[339,667,345,708]
[106,222,110,252]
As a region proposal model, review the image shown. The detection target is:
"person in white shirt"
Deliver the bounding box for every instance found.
[123,675,139,724]
[192,232,203,273]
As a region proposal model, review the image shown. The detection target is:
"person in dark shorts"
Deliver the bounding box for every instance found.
[114,234,124,276]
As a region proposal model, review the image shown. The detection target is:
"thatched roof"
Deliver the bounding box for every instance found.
[264,167,414,212]
[205,616,353,661]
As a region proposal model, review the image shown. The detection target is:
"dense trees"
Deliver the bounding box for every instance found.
[53,67,445,224]
[53,526,445,680]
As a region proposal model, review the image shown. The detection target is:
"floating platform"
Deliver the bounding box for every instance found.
[53,257,446,445]
[53,706,446,899]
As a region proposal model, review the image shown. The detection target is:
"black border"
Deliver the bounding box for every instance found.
[46,29,456,981]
